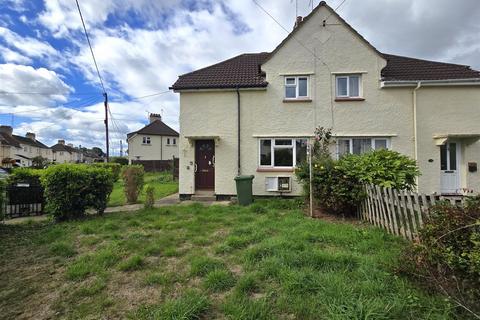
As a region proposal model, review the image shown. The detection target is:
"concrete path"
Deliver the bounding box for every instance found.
[3,193,230,224]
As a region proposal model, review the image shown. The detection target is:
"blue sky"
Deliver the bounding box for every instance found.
[1,0,479,154]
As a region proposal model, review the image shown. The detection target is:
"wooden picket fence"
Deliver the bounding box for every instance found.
[358,184,465,240]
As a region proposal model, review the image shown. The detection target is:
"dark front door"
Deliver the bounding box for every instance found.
[195,140,215,190]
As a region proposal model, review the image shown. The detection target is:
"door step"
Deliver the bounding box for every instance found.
[191,191,216,202]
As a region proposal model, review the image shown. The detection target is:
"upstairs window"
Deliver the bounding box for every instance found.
[259,138,308,168]
[167,138,170,145]
[142,136,151,144]
[337,137,389,158]
[172,138,176,145]
[336,75,361,98]
[285,76,309,99]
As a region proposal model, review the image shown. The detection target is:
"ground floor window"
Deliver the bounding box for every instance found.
[259,138,308,168]
[337,137,389,158]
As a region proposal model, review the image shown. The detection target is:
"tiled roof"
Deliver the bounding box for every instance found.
[381,54,480,81]
[51,144,76,153]
[170,53,270,90]
[0,132,20,148]
[13,135,50,149]
[127,119,179,139]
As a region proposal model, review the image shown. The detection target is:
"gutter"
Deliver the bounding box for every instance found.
[236,87,241,176]
[381,78,480,87]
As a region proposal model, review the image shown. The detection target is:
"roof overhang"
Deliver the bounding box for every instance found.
[171,86,268,93]
[381,78,480,88]
[433,133,480,145]
[184,135,221,146]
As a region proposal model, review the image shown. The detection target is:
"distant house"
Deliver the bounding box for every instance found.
[51,140,81,163]
[127,113,179,164]
[0,125,52,167]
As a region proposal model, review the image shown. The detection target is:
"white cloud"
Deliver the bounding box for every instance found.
[0,63,72,105]
[0,46,32,64]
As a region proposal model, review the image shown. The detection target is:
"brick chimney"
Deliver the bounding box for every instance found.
[67,143,73,147]
[26,132,36,141]
[58,139,65,145]
[149,113,162,123]
[294,16,303,29]
[0,125,13,136]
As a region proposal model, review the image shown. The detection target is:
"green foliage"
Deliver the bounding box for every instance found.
[190,256,225,276]
[8,167,44,185]
[118,255,144,271]
[31,156,49,169]
[337,149,420,190]
[296,127,419,215]
[121,165,145,204]
[144,184,155,209]
[41,164,114,221]
[109,157,128,166]
[0,179,5,221]
[401,197,480,315]
[92,162,121,182]
[203,269,236,292]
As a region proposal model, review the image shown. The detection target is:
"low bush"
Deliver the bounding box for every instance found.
[401,196,480,316]
[122,165,145,204]
[144,184,155,209]
[92,162,121,182]
[296,127,420,215]
[42,164,114,221]
[109,157,128,166]
[8,167,44,185]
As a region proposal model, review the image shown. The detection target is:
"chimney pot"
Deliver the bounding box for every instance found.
[294,16,303,28]
[0,125,13,136]
[26,132,36,141]
[149,113,162,123]
[58,139,65,145]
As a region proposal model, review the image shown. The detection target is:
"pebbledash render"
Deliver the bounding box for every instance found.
[171,1,480,200]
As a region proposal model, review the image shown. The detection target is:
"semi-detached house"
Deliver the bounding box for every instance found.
[171,1,480,200]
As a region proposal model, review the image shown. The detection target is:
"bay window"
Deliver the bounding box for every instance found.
[259,138,308,168]
[284,76,309,99]
[337,137,389,158]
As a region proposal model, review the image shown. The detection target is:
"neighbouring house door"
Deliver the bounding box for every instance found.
[440,142,460,194]
[195,140,215,190]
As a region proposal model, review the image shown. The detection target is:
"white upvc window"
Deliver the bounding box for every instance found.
[259,138,308,168]
[336,137,389,158]
[142,136,151,144]
[336,74,361,98]
[284,76,309,99]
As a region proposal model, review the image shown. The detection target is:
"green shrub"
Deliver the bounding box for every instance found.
[337,149,420,190]
[144,184,155,209]
[401,196,480,316]
[41,164,114,221]
[122,165,145,204]
[109,157,128,166]
[92,162,121,182]
[296,127,419,215]
[31,156,49,169]
[0,179,5,221]
[8,167,44,185]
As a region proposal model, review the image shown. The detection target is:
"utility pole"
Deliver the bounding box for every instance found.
[104,92,109,162]
[120,140,123,157]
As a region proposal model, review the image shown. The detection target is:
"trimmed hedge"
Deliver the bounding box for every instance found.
[92,163,121,182]
[8,167,44,185]
[41,164,114,221]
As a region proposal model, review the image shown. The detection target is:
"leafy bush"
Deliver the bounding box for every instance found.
[8,167,44,185]
[109,157,128,166]
[337,149,420,190]
[144,184,155,209]
[41,164,114,221]
[31,156,50,169]
[296,127,420,216]
[92,163,121,182]
[121,165,144,204]
[401,197,480,316]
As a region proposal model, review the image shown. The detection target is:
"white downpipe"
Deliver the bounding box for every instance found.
[413,81,422,161]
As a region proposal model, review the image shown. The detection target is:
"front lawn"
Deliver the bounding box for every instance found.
[0,200,454,319]
[108,172,178,207]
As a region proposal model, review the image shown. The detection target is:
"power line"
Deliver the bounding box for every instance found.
[0,92,102,96]
[129,90,171,100]
[323,0,348,22]
[75,0,106,94]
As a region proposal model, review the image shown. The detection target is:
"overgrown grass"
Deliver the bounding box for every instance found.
[0,199,456,319]
[108,172,178,206]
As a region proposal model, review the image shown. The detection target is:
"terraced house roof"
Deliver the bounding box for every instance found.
[127,119,179,139]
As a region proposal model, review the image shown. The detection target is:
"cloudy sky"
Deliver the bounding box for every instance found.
[1,0,479,154]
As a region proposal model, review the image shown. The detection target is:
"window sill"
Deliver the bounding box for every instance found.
[335,97,365,102]
[141,144,151,146]
[283,99,312,103]
[257,167,294,172]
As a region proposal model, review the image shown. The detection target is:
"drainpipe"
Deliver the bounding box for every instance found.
[236,86,241,176]
[413,81,422,161]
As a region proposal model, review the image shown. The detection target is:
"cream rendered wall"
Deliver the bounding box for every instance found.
[416,87,480,194]
[178,6,479,196]
[128,135,179,162]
